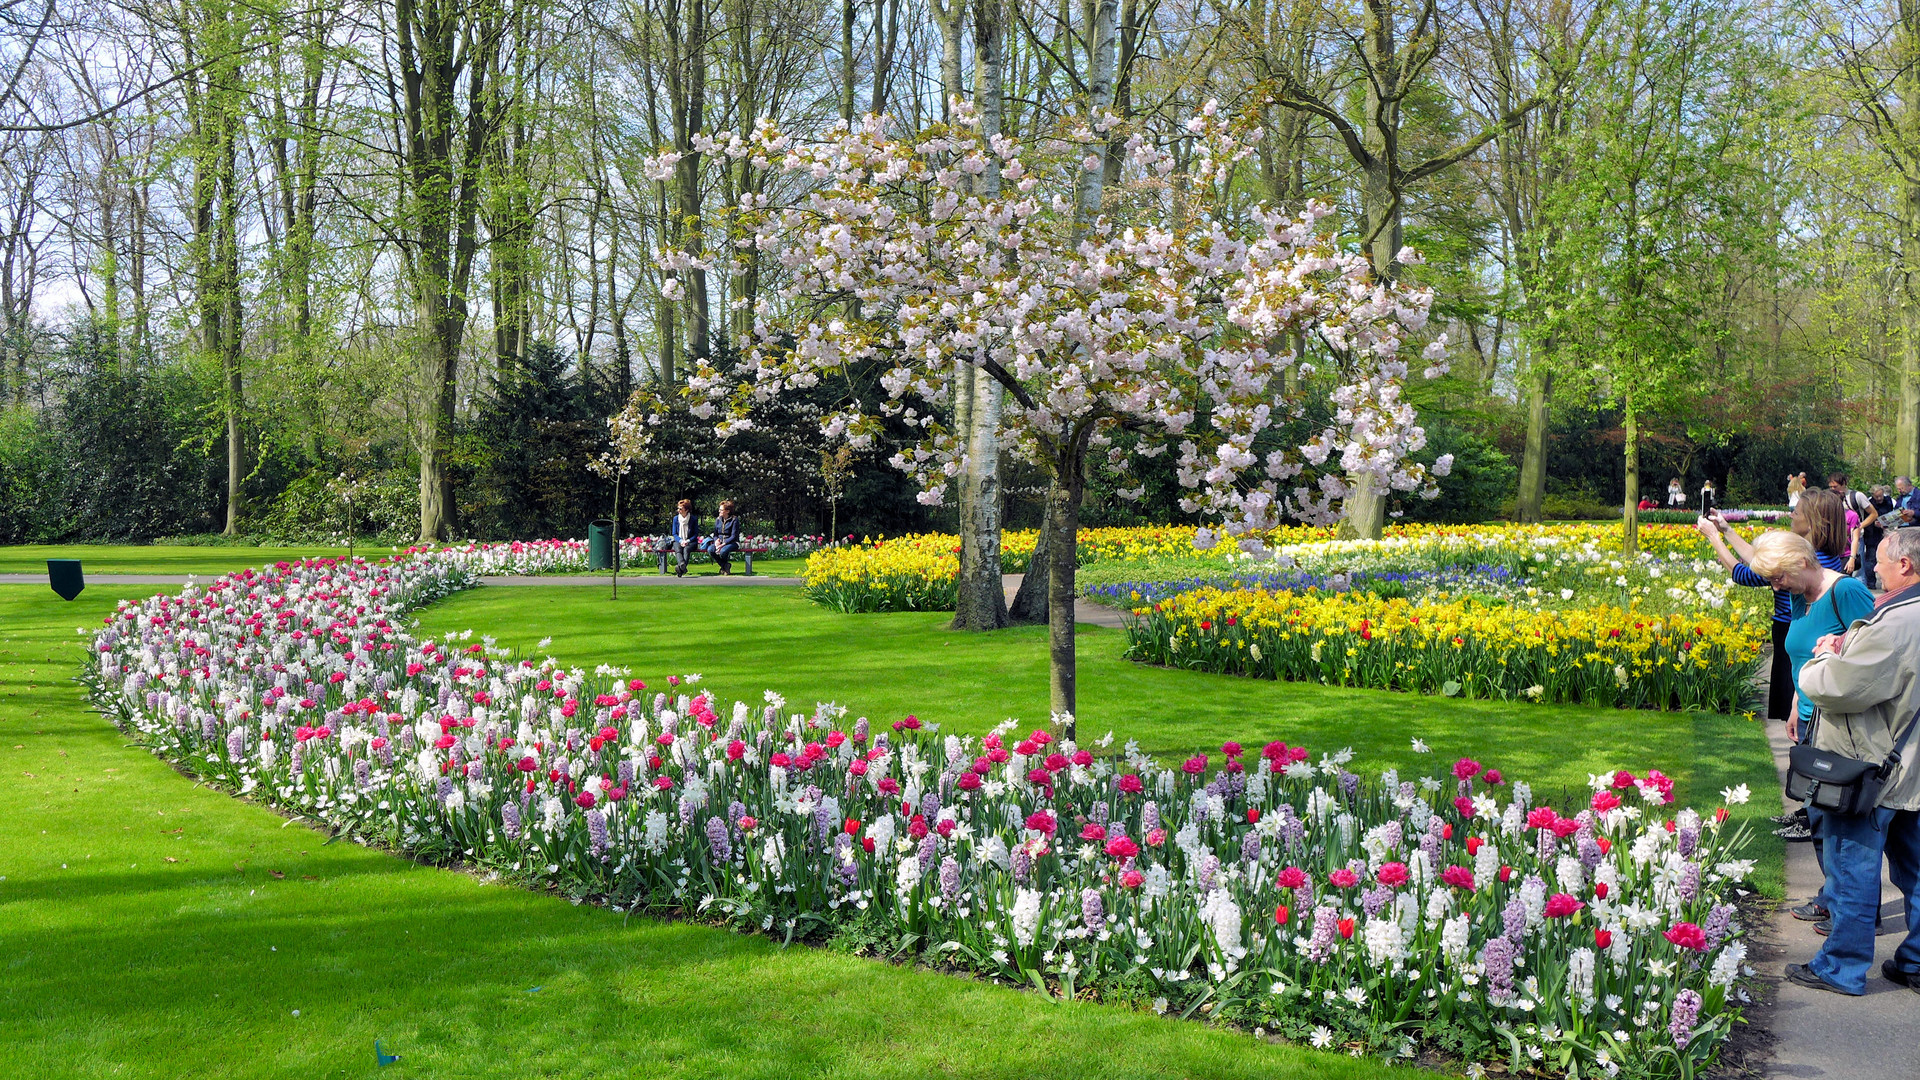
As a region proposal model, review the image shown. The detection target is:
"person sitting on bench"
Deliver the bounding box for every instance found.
[710,499,743,575]
[665,499,699,576]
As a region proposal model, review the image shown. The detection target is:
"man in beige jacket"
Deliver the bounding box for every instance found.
[1790,528,1920,995]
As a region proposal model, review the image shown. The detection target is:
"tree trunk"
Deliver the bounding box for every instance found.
[1045,466,1084,735]
[1340,5,1402,540]
[953,363,1011,630]
[840,0,856,123]
[1900,160,1920,479]
[952,0,1010,631]
[929,0,964,117]
[1336,472,1387,540]
[1517,367,1552,522]
[1622,397,1640,555]
[1899,0,1920,480]
[1009,493,1050,622]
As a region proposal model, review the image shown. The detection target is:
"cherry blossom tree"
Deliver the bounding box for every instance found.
[649,102,1452,733]
[587,396,658,599]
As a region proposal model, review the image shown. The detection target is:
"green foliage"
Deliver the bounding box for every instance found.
[1395,421,1515,524]
[0,331,224,542]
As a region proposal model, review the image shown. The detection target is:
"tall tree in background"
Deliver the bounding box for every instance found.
[1810,1,1920,480]
[174,0,252,534]
[952,0,1012,631]
[1261,0,1594,538]
[392,0,506,540]
[1536,0,1770,553]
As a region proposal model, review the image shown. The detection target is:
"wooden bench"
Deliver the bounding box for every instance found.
[654,540,769,575]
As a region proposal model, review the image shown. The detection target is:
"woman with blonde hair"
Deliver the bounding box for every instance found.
[1747,528,1874,926]
[1787,472,1805,510]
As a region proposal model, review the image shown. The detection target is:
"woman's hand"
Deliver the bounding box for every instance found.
[1788,715,1799,741]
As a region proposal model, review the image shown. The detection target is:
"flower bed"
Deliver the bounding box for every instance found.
[1085,566,1522,608]
[1124,587,1762,711]
[87,551,1756,1076]
[411,535,824,576]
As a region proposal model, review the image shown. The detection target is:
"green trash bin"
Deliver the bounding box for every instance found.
[588,519,617,571]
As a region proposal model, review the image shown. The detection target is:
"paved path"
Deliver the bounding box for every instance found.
[1763,720,1917,1079]
[999,573,1129,629]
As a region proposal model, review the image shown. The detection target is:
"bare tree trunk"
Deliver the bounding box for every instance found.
[840,0,856,123]
[1045,461,1084,734]
[1517,366,1551,522]
[1622,396,1640,555]
[929,0,964,117]
[871,0,900,115]
[1335,10,1403,541]
[952,0,1011,631]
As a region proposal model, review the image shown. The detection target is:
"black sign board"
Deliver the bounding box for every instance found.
[48,559,84,601]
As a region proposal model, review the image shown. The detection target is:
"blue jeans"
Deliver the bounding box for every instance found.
[1807,807,1920,993]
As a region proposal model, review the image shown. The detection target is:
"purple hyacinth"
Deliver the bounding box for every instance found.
[654,692,669,716]
[225,727,248,762]
[1091,801,1109,826]
[834,834,857,884]
[1668,989,1702,1048]
[1677,861,1701,903]
[1481,936,1516,1003]
[618,759,635,787]
[354,759,371,788]
[705,815,731,862]
[853,717,869,742]
[918,834,938,875]
[1502,898,1528,941]
[1142,800,1161,835]
[1378,819,1403,853]
[466,760,484,780]
[679,796,697,828]
[729,800,747,827]
[1678,824,1700,859]
[1307,905,1339,962]
[501,800,521,840]
[1419,830,1441,868]
[397,726,415,751]
[1339,770,1360,799]
[377,739,393,768]
[939,855,961,902]
[435,775,452,804]
[201,713,218,740]
[1362,885,1393,919]
[289,743,305,776]
[1081,888,1106,933]
[588,809,610,857]
[1012,847,1033,885]
[1197,854,1221,892]
[1278,804,1304,847]
[920,791,940,819]
[1536,827,1557,863]
[1241,831,1261,865]
[1703,902,1737,950]
[1578,835,1603,869]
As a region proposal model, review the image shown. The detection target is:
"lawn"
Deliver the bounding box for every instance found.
[0,543,806,579]
[0,572,1782,1079]
[0,543,361,576]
